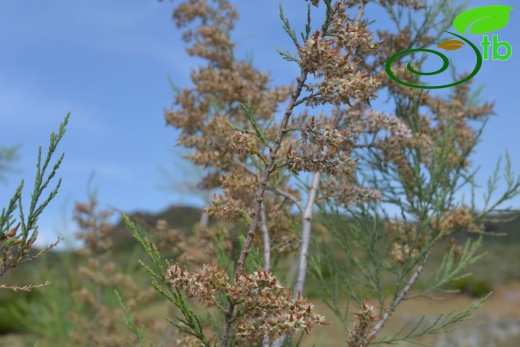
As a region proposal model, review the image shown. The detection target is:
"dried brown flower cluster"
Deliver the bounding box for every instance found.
[154,218,224,265]
[378,0,427,10]
[69,197,158,346]
[204,193,250,223]
[228,131,259,156]
[265,203,301,254]
[164,263,329,343]
[1,223,21,275]
[386,220,422,265]
[298,6,381,106]
[387,206,485,265]
[432,206,485,237]
[347,301,380,347]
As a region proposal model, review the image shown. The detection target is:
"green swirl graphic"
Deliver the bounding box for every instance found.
[385,31,483,89]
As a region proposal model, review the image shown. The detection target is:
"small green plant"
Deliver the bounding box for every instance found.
[0,113,69,290]
[447,277,494,298]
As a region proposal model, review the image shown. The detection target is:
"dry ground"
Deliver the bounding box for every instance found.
[1,282,519,347]
[304,282,520,346]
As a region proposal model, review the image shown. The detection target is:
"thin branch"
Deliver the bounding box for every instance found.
[274,188,303,212]
[260,201,271,270]
[355,0,365,24]
[0,280,50,292]
[293,172,321,297]
[220,69,308,347]
[233,157,304,212]
[367,250,431,341]
[261,202,272,347]
[272,103,348,347]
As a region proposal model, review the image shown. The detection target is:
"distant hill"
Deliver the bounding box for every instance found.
[109,205,206,250]
[82,205,520,249]
[24,206,520,257]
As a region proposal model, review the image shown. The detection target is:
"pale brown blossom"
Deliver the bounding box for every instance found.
[164,264,330,342]
[347,300,381,347]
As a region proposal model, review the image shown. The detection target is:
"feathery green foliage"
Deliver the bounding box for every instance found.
[0,113,69,279]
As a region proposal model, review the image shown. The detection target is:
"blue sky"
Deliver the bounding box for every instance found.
[1,0,518,248]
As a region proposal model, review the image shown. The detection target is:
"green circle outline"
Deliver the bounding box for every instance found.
[385,31,483,89]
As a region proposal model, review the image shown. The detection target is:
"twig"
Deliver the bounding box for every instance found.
[220,69,308,347]
[233,157,304,212]
[272,104,347,347]
[260,201,271,270]
[355,0,365,24]
[293,172,321,297]
[0,281,50,292]
[367,250,431,341]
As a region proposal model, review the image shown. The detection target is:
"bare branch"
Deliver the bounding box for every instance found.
[220,69,309,347]
[368,251,431,341]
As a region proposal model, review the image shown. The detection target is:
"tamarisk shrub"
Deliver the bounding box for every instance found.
[0,114,68,291]
[123,0,520,346]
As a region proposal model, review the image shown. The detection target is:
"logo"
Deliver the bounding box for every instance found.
[385,5,514,89]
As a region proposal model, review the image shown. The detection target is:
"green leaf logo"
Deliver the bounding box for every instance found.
[453,5,514,35]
